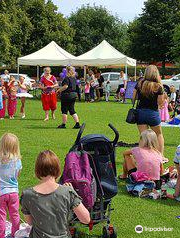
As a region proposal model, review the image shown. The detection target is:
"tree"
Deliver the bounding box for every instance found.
[0,0,32,66]
[0,0,75,66]
[69,5,129,56]
[21,0,75,56]
[128,0,180,75]
[172,23,180,63]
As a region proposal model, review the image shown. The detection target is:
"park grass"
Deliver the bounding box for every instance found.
[0,99,180,238]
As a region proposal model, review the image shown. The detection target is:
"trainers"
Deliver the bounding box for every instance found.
[57,124,66,129]
[73,123,80,129]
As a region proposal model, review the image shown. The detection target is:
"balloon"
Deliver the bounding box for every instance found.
[120,88,125,94]
[59,72,64,79]
[62,68,66,73]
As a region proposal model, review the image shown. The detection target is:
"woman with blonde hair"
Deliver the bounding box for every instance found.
[57,66,80,129]
[119,129,164,188]
[0,133,22,238]
[132,65,165,157]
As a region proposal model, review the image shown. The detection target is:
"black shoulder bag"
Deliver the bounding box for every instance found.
[126,91,138,124]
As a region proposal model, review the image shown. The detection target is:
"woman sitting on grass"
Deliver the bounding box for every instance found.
[21,150,90,238]
[119,129,164,188]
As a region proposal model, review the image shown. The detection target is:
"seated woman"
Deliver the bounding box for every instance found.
[168,145,180,200]
[120,129,164,187]
[21,150,90,238]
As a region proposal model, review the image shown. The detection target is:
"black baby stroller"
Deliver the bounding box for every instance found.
[69,123,119,238]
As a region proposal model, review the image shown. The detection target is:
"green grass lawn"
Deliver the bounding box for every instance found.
[0,99,180,238]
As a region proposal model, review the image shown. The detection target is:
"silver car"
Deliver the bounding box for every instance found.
[162,74,180,93]
[101,72,124,92]
[1,73,35,89]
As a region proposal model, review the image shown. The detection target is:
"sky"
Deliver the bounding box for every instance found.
[52,0,146,22]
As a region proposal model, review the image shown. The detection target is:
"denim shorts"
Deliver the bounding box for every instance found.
[137,109,161,127]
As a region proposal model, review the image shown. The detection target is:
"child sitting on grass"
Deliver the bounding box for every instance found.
[119,129,164,188]
[167,145,180,200]
[0,133,22,238]
[21,150,90,238]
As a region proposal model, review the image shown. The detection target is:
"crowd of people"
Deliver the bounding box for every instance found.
[0,71,29,120]
[0,65,180,237]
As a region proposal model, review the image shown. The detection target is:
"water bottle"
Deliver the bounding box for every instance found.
[161,181,167,199]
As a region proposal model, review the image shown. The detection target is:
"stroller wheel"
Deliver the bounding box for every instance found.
[102,226,110,238]
[109,226,117,238]
[70,227,77,238]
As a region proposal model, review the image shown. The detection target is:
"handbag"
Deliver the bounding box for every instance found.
[126,91,138,124]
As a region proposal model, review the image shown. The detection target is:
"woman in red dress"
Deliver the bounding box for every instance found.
[39,67,58,121]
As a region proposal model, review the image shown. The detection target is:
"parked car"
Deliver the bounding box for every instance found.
[0,73,35,89]
[162,74,180,93]
[101,72,124,92]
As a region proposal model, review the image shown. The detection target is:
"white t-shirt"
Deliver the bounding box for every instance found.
[170,92,176,102]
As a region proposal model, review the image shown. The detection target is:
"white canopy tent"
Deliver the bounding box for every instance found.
[72,40,137,78]
[17,41,77,79]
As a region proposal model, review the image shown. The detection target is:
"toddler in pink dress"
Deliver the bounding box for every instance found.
[159,93,170,122]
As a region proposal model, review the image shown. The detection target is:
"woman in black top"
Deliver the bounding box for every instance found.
[57,66,80,129]
[97,71,104,99]
[133,65,165,156]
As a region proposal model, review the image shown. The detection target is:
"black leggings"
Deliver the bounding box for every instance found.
[61,98,76,115]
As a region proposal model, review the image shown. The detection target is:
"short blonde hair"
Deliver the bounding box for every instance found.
[140,65,163,97]
[66,66,75,78]
[0,133,21,161]
[170,85,176,93]
[139,129,159,152]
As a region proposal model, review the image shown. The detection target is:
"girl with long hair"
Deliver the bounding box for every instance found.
[132,65,165,158]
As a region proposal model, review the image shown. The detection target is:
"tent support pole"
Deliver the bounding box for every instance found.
[84,65,86,79]
[135,65,137,81]
[17,64,20,75]
[125,64,128,78]
[37,65,39,81]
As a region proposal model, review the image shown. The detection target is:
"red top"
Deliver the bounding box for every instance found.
[40,75,57,94]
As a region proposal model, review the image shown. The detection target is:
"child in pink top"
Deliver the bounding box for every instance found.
[159,93,170,122]
[119,129,164,182]
[85,82,90,102]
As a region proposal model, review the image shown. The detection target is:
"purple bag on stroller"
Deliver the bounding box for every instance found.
[61,151,96,209]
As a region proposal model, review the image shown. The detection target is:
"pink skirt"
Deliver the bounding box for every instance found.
[159,106,170,122]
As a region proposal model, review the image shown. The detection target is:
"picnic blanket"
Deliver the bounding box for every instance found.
[161,122,180,128]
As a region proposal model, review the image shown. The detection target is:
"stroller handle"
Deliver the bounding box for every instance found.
[75,123,86,145]
[108,123,119,146]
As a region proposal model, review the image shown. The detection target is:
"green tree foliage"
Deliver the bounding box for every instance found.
[128,0,180,72]
[0,0,32,66]
[69,5,129,56]
[0,0,75,66]
[172,23,180,63]
[21,0,75,55]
